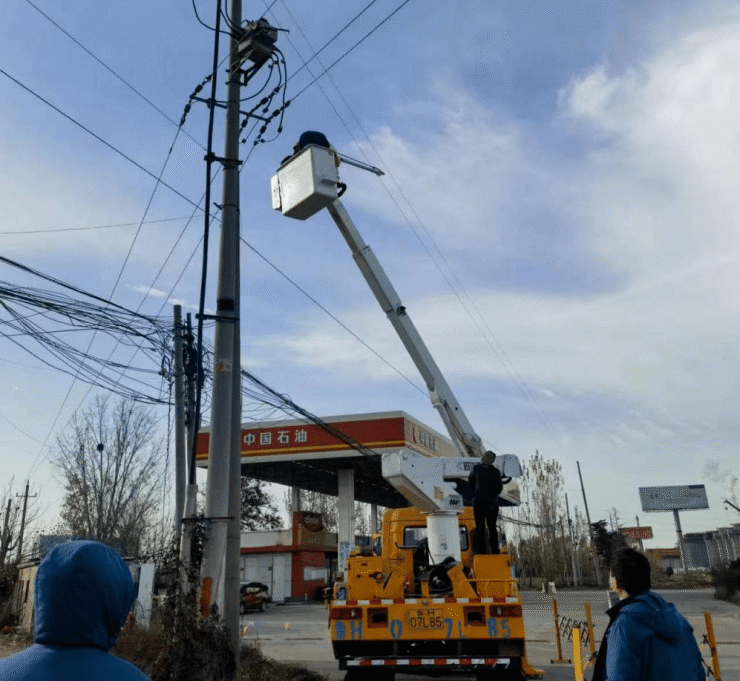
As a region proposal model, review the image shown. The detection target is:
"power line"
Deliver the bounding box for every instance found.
[0,216,201,236]
[22,0,207,151]
[284,0,382,85]
[0,68,202,212]
[241,236,425,396]
[272,0,560,457]
[290,0,414,102]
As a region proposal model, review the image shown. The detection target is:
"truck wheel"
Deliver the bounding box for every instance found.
[239,602,246,615]
[259,600,266,612]
[344,668,394,681]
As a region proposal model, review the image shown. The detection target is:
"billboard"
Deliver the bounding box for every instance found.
[622,526,653,540]
[639,485,709,512]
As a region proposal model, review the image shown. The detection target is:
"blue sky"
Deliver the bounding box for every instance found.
[1,0,739,549]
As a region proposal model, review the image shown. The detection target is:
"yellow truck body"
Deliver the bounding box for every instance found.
[330,508,541,680]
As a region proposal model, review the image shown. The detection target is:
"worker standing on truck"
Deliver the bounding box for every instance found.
[468,451,504,554]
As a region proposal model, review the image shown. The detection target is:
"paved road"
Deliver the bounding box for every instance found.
[240,589,740,680]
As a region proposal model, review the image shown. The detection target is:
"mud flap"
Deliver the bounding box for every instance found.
[521,645,545,679]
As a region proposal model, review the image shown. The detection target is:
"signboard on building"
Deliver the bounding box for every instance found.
[195,411,458,463]
[639,485,709,512]
[622,526,653,540]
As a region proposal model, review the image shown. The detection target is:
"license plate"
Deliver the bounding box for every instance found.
[405,608,444,630]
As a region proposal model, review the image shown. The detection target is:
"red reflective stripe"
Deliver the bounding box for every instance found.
[484,658,497,665]
[383,660,396,666]
[359,661,372,667]
[444,597,456,602]
[408,660,422,666]
[460,658,472,665]
[393,598,404,604]
[433,659,447,666]
[346,600,358,606]
[470,598,482,603]
[369,599,381,604]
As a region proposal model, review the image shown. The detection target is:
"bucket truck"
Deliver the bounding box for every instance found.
[271,132,542,680]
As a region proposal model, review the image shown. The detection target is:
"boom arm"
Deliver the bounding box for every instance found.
[271,142,483,458]
[325,200,483,458]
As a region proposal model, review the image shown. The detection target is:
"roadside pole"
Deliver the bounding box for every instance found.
[577,461,601,584]
[200,0,242,641]
[173,305,186,536]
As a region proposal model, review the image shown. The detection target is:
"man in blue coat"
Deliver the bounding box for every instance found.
[0,540,150,681]
[468,450,504,554]
[592,547,704,681]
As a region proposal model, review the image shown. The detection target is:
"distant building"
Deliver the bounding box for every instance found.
[240,511,368,601]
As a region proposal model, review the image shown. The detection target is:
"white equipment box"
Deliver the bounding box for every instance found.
[271,144,339,220]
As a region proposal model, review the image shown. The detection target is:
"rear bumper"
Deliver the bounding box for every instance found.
[340,657,516,671]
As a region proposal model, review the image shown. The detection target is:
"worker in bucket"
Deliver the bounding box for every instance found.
[592,547,704,681]
[0,540,150,681]
[468,450,504,554]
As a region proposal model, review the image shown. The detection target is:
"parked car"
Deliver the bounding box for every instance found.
[239,582,268,614]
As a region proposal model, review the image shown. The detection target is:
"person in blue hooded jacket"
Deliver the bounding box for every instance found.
[592,547,704,681]
[0,540,150,681]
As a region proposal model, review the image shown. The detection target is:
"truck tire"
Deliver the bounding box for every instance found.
[344,668,394,681]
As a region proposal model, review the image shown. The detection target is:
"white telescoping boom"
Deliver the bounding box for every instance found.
[271,134,520,562]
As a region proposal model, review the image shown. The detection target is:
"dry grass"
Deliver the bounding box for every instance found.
[238,643,327,681]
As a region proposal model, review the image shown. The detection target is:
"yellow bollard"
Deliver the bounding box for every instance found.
[572,627,583,681]
[704,611,722,681]
[551,597,572,664]
[585,602,596,658]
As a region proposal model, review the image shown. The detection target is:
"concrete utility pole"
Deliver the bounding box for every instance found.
[173,305,186,536]
[16,481,36,563]
[200,0,243,633]
[577,461,601,585]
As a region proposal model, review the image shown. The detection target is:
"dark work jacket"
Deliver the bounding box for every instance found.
[468,463,503,505]
[592,590,704,681]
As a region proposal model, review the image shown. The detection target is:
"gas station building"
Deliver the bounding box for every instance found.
[196,411,460,600]
[196,410,458,600]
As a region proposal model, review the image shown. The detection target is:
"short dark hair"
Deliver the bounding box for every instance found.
[611,547,651,595]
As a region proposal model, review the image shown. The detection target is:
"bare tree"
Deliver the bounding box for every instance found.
[282,490,374,536]
[53,395,165,556]
[509,451,568,584]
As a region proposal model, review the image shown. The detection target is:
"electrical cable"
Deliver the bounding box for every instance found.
[241,236,425,396]
[284,0,382,86]
[289,0,414,102]
[0,68,203,212]
[22,0,207,152]
[270,0,558,457]
[0,216,202,236]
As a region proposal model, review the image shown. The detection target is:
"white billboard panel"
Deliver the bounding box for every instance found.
[639,485,709,512]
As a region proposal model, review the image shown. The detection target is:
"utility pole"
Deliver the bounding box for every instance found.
[0,499,12,564]
[577,461,601,585]
[200,0,243,631]
[179,313,199,578]
[199,3,280,663]
[565,493,581,586]
[16,481,36,563]
[173,305,186,536]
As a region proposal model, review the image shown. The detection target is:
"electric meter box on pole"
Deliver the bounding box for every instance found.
[271,145,338,220]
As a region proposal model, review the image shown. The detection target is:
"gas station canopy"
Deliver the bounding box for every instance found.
[196,410,459,508]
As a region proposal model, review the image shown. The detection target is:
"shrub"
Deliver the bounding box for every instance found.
[711,560,740,604]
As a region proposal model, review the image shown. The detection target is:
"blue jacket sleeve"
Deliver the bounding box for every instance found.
[606,618,643,681]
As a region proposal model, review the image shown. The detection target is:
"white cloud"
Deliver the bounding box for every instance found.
[560,12,740,283]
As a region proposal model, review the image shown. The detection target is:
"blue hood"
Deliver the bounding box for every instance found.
[34,540,135,650]
[617,591,690,642]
